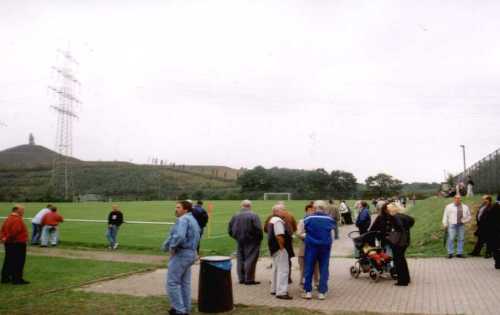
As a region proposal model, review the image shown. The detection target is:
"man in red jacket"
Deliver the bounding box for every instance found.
[1,205,29,285]
[41,206,64,247]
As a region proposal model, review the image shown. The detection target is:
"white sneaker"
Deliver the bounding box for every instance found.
[318,293,326,300]
[302,292,312,300]
[113,243,119,250]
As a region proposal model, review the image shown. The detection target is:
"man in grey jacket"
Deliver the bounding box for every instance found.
[228,200,263,285]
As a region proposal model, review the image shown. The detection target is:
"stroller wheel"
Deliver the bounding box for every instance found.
[350,265,361,278]
[390,267,398,280]
[369,270,379,282]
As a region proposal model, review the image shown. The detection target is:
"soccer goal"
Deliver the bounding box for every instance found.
[263,192,292,200]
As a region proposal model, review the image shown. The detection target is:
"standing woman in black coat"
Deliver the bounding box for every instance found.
[370,203,415,286]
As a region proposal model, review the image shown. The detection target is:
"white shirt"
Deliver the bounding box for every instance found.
[442,203,471,227]
[339,202,349,214]
[270,216,285,236]
[32,208,51,224]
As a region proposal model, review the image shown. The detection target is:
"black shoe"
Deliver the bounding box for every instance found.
[168,308,187,315]
[276,294,293,300]
[12,280,30,285]
[456,254,466,258]
[485,254,492,259]
[468,252,480,257]
[244,281,261,285]
[239,280,244,284]
[394,282,409,286]
[447,254,453,259]
[270,292,276,295]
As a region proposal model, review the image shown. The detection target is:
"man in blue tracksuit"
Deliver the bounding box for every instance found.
[302,200,336,300]
[162,200,200,315]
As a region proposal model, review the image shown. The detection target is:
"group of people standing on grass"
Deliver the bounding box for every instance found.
[445,193,500,269]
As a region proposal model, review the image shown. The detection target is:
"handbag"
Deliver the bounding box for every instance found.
[386,230,408,247]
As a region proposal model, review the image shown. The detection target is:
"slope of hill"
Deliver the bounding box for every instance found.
[0,144,80,169]
[0,144,240,201]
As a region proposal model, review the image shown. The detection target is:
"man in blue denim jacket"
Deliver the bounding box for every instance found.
[162,201,201,315]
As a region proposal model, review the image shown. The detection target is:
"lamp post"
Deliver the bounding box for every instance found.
[460,145,466,177]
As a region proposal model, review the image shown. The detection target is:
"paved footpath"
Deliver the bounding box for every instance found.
[80,224,500,315]
[81,256,500,315]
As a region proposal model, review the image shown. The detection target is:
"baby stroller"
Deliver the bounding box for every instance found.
[348,230,397,282]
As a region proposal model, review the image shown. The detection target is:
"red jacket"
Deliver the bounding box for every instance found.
[42,212,64,226]
[1,213,28,244]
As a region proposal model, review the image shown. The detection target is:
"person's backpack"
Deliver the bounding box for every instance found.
[192,206,209,229]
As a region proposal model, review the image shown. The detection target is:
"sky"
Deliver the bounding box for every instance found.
[1,0,500,183]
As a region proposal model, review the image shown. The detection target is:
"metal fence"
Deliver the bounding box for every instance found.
[455,148,500,194]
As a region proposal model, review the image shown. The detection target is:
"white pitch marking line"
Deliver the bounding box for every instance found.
[0,217,175,225]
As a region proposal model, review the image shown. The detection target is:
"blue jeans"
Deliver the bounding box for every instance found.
[447,224,465,255]
[41,226,59,246]
[167,249,196,314]
[304,244,331,294]
[106,225,119,247]
[31,223,42,244]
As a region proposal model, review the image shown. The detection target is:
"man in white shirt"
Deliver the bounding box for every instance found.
[266,204,293,300]
[442,196,471,258]
[31,205,52,245]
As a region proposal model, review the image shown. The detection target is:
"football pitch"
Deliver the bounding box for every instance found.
[0,200,358,255]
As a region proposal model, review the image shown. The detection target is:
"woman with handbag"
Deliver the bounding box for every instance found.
[370,203,415,286]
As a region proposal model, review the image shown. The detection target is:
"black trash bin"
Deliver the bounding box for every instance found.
[198,256,233,313]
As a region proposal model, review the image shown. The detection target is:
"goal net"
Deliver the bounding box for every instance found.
[263,192,292,200]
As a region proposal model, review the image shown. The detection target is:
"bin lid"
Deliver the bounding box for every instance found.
[200,255,231,262]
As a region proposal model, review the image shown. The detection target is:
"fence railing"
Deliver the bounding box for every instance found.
[455,148,500,194]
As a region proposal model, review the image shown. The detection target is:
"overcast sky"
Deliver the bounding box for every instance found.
[1,0,499,183]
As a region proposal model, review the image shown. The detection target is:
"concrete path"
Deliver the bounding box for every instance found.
[80,255,500,315]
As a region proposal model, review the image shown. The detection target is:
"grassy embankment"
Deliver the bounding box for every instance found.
[406,195,483,257]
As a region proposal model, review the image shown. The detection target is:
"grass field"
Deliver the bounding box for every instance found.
[0,200,356,255]
[0,196,485,257]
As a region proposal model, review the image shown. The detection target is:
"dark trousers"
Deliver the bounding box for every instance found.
[1,243,27,283]
[471,233,491,256]
[486,240,500,268]
[392,246,410,284]
[31,223,42,245]
[236,241,260,283]
[494,249,500,269]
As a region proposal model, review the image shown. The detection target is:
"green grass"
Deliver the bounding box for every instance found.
[0,254,154,308]
[5,290,420,315]
[2,197,482,257]
[0,200,359,255]
[406,196,482,256]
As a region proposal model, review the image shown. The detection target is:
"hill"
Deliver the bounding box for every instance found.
[0,144,80,169]
[0,144,240,201]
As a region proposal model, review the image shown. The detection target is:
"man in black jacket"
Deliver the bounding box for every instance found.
[469,195,493,257]
[228,200,263,285]
[106,205,124,250]
[486,194,500,269]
